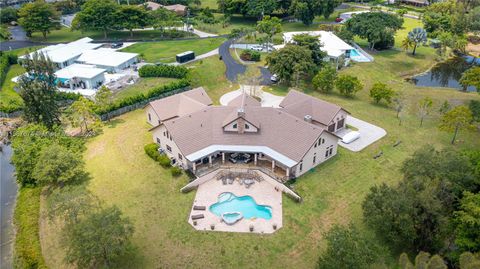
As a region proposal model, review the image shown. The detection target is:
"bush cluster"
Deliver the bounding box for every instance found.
[240,49,261,62]
[139,64,189,79]
[0,52,17,86]
[171,166,182,177]
[95,79,190,115]
[144,143,171,168]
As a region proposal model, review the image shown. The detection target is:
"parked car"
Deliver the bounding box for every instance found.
[341,131,360,144]
[270,74,279,82]
[111,42,124,49]
[250,45,263,51]
[335,17,343,23]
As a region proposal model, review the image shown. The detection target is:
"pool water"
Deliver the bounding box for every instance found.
[209,192,272,220]
[350,49,372,62]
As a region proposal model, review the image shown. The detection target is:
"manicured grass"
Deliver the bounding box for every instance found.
[14,187,48,269]
[113,77,179,100]
[0,64,24,112]
[195,14,257,35]
[199,0,218,9]
[121,37,226,63]
[29,27,195,43]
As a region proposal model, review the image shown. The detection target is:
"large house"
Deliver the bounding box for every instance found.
[283,31,354,68]
[146,88,349,182]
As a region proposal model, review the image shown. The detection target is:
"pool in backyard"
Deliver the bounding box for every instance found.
[350,49,372,62]
[209,192,272,223]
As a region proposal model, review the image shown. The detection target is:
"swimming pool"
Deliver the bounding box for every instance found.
[209,192,272,221]
[350,49,372,62]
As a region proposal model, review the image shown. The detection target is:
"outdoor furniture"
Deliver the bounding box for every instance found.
[191,214,204,220]
[193,205,206,210]
[222,178,227,185]
[229,157,237,164]
[228,178,234,184]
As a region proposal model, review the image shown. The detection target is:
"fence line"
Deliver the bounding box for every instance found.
[98,86,191,121]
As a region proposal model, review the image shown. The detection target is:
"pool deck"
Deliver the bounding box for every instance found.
[188,175,283,234]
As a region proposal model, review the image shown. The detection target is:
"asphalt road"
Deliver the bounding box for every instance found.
[0,144,18,269]
[219,39,272,85]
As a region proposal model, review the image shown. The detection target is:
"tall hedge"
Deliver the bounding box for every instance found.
[0,52,17,87]
[95,79,190,115]
[138,64,189,79]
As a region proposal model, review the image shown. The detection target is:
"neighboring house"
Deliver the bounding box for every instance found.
[146,88,349,182]
[283,31,354,68]
[140,1,187,16]
[54,63,105,90]
[18,37,102,70]
[76,49,139,73]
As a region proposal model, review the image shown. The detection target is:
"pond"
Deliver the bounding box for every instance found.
[410,56,479,92]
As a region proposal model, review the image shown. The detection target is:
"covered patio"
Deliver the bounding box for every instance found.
[191,152,291,182]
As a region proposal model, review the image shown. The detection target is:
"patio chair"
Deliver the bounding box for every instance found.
[228,178,234,184]
[222,178,227,185]
[191,214,204,220]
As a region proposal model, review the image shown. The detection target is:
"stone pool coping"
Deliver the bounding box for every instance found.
[187,175,283,234]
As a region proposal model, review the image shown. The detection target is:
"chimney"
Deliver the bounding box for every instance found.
[237,108,245,134]
[304,115,312,123]
[237,108,245,117]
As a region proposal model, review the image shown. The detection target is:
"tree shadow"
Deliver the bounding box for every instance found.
[105,118,126,129]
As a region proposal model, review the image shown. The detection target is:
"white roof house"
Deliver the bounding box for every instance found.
[54,63,106,80]
[75,48,139,72]
[19,38,102,68]
[283,31,354,58]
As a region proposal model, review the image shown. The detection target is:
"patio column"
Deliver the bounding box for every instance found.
[209,155,213,167]
[254,153,257,166]
[222,152,225,164]
[271,160,275,172]
[192,162,196,172]
[286,168,290,177]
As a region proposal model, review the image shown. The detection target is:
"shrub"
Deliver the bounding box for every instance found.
[138,64,189,79]
[0,52,17,87]
[469,100,480,122]
[171,166,182,177]
[335,74,363,97]
[240,49,261,62]
[369,82,395,104]
[144,143,171,168]
[313,66,337,93]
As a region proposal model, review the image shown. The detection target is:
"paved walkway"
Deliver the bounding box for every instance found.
[337,116,387,152]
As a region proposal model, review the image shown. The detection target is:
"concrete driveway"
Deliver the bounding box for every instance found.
[337,116,386,152]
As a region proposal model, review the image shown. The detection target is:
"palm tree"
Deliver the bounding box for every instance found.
[401,37,413,52]
[407,27,427,56]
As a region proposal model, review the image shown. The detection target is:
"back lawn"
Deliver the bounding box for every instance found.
[113,77,179,100]
[29,27,196,43]
[121,37,226,63]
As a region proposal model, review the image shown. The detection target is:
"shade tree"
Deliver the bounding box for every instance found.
[72,0,119,39]
[417,97,433,127]
[266,44,315,83]
[460,67,480,93]
[312,65,337,93]
[439,105,475,145]
[369,82,395,104]
[292,33,327,66]
[18,0,60,39]
[118,5,149,37]
[256,16,282,50]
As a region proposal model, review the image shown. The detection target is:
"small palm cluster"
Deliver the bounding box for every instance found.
[402,27,428,55]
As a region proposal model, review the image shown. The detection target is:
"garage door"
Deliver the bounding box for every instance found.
[328,123,336,132]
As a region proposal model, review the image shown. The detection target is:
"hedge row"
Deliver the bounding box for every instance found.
[144,143,171,168]
[13,187,48,269]
[240,49,261,62]
[95,79,190,115]
[138,64,189,79]
[0,52,17,87]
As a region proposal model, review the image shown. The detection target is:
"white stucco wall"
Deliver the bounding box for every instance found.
[151,124,187,168]
[146,105,161,126]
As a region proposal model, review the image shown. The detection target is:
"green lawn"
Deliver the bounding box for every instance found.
[195,14,257,35]
[29,27,195,43]
[121,38,226,63]
[113,77,179,100]
[38,18,480,268]
[198,0,218,9]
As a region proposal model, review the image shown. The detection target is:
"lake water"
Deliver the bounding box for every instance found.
[410,56,479,92]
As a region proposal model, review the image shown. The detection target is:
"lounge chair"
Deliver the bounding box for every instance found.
[193,205,206,210]
[191,214,204,220]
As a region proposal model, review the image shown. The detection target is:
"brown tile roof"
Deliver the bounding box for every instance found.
[163,106,324,162]
[148,87,212,122]
[227,92,261,107]
[279,90,349,126]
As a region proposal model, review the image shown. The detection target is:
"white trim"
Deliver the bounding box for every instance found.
[185,145,298,167]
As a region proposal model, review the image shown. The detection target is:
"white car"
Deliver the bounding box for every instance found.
[341,131,360,144]
[270,74,279,82]
[250,45,263,51]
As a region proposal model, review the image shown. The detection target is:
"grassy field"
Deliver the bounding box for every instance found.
[195,15,257,35]
[121,38,226,63]
[29,27,195,43]
[113,77,179,100]
[38,18,480,268]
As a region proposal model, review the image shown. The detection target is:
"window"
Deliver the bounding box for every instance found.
[314,142,317,148]
[163,131,166,137]
[325,145,334,158]
[166,145,172,152]
[170,135,172,141]
[322,138,325,144]
[328,123,336,132]
[329,147,333,155]
[156,137,161,144]
[178,154,183,160]
[245,124,249,129]
[299,162,303,172]
[148,113,151,121]
[233,123,237,129]
[313,154,316,164]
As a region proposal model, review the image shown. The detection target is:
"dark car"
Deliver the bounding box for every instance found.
[111,42,124,49]
[335,17,343,23]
